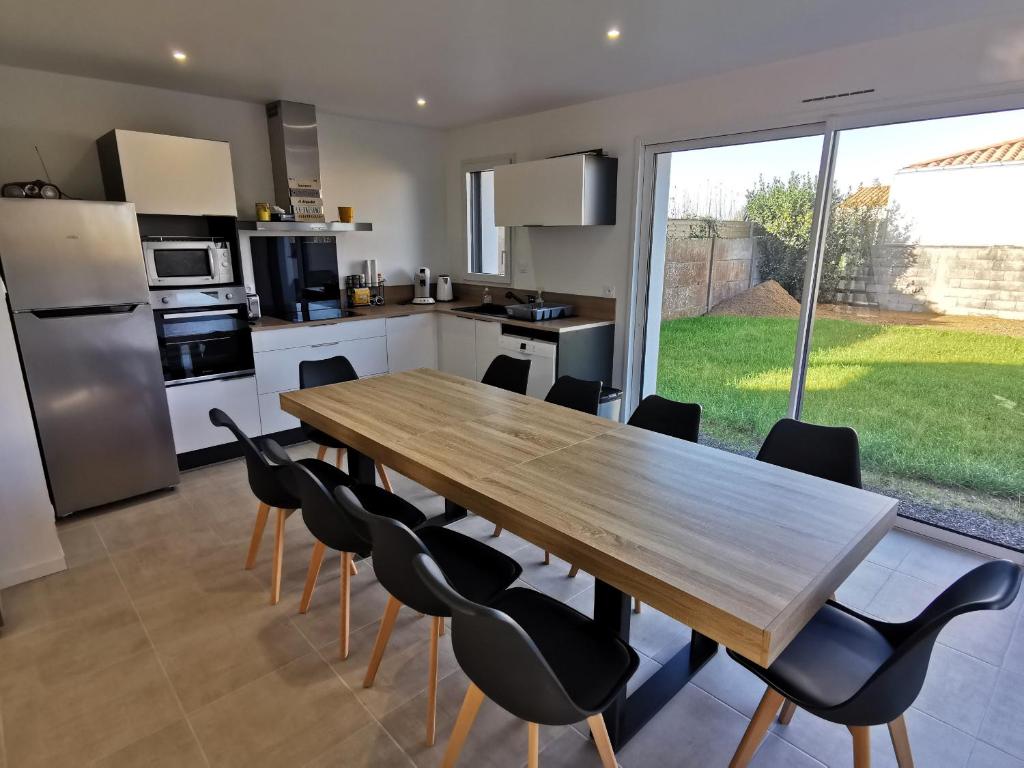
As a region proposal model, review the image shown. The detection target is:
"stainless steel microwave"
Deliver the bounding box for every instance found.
[142,238,233,288]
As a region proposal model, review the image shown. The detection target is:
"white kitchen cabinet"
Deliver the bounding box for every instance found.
[493,154,616,226]
[165,375,260,453]
[386,313,438,372]
[474,319,502,379]
[251,318,386,354]
[437,314,477,379]
[254,336,388,395]
[97,129,237,216]
[258,392,300,434]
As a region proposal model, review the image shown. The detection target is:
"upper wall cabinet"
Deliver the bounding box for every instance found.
[493,154,616,226]
[97,129,237,217]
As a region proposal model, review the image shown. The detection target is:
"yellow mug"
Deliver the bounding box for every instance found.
[255,202,272,222]
[338,206,354,223]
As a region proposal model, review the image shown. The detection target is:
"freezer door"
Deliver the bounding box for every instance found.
[14,303,179,515]
[0,199,148,311]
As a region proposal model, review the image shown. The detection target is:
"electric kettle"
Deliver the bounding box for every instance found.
[436,274,454,302]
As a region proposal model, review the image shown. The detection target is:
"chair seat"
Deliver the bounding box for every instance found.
[492,587,639,713]
[352,484,428,531]
[304,425,346,450]
[418,527,522,608]
[728,603,894,711]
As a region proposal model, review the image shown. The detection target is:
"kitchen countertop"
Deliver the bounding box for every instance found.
[250,300,614,334]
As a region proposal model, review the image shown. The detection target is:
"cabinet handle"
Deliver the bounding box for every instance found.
[311,341,340,348]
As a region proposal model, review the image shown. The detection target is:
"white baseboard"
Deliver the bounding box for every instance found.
[0,554,68,591]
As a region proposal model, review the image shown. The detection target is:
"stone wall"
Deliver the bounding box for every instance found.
[661,220,761,320]
[836,245,1024,319]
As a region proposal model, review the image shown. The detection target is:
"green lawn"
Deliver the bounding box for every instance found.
[656,315,1024,499]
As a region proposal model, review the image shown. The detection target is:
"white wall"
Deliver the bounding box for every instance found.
[890,164,1024,246]
[0,64,446,284]
[443,12,1024,386]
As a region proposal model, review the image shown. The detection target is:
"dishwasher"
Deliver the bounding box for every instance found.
[497,331,557,399]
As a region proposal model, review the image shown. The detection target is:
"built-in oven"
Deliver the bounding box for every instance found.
[142,237,234,288]
[151,287,254,385]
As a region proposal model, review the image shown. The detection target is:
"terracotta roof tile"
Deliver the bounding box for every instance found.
[840,184,890,208]
[903,137,1024,169]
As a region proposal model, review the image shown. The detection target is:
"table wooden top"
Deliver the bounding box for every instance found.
[281,369,897,666]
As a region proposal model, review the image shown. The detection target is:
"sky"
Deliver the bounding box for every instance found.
[667,108,1024,219]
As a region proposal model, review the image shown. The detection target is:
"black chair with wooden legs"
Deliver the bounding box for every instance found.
[728,559,1022,768]
[299,356,395,491]
[567,394,704,613]
[480,354,531,395]
[494,375,602,548]
[262,440,425,659]
[209,408,347,605]
[334,485,522,746]
[413,553,639,768]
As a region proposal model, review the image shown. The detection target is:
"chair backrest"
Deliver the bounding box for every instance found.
[839,559,1021,724]
[412,553,588,725]
[756,418,862,488]
[333,486,445,614]
[298,356,359,441]
[628,394,702,443]
[545,375,602,415]
[208,408,297,507]
[262,439,369,555]
[481,354,531,395]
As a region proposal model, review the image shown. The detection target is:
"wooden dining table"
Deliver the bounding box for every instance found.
[280,368,898,748]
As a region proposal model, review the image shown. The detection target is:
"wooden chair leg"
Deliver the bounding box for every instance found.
[299,540,326,613]
[543,550,550,565]
[587,714,618,768]
[339,552,352,660]
[335,447,344,469]
[350,558,359,576]
[270,508,287,605]
[729,687,784,768]
[778,699,797,725]
[442,683,486,768]
[850,726,871,768]
[634,597,642,614]
[528,722,539,768]
[316,444,327,461]
[888,715,914,768]
[492,524,503,537]
[438,617,446,636]
[364,595,402,687]
[568,564,580,578]
[376,462,394,492]
[245,502,270,569]
[426,616,442,746]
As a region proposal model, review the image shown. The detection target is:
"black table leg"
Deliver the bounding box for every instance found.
[443,498,468,523]
[592,578,718,749]
[345,447,377,485]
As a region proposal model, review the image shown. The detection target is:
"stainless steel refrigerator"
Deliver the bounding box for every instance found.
[0,199,179,516]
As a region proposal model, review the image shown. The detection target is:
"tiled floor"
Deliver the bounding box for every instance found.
[1,445,1022,767]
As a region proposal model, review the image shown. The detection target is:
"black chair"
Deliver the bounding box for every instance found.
[299,355,396,492]
[567,394,704,611]
[480,354,531,395]
[209,408,349,605]
[727,560,1022,768]
[494,375,603,545]
[756,417,862,489]
[262,440,425,659]
[413,553,638,767]
[334,485,522,746]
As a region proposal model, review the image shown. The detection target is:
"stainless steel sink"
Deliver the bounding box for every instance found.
[454,304,508,317]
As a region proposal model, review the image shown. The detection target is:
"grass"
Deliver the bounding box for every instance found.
[656,315,1024,502]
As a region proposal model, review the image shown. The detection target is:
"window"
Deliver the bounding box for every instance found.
[464,157,512,281]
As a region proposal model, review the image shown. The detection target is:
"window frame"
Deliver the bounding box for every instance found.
[461,154,514,285]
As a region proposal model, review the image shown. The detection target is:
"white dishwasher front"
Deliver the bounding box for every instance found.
[497,332,557,399]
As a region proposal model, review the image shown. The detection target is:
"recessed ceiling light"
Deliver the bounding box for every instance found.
[172,50,187,62]
[416,97,427,107]
[606,28,621,41]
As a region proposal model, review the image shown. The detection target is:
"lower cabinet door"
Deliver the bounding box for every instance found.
[258,392,301,435]
[165,375,260,454]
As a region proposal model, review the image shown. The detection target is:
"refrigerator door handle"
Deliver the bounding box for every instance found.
[30,304,142,319]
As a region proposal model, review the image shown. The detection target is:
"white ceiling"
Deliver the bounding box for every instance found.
[0,0,1019,128]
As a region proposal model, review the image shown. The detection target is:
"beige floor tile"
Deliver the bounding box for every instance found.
[57,522,109,568]
[93,491,211,554]
[0,559,131,638]
[0,602,149,702]
[289,560,392,648]
[91,720,207,768]
[304,721,415,768]
[326,607,461,719]
[189,653,372,768]
[380,669,567,768]
[2,650,181,768]
[156,609,313,713]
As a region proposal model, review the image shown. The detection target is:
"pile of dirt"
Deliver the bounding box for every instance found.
[707,280,801,318]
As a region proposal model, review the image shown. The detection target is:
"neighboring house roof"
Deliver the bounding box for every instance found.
[903,136,1024,170]
[840,184,890,209]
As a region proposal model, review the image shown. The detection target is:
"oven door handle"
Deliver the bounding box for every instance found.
[162,309,240,320]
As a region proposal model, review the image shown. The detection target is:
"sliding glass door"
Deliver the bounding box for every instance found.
[637,108,1024,550]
